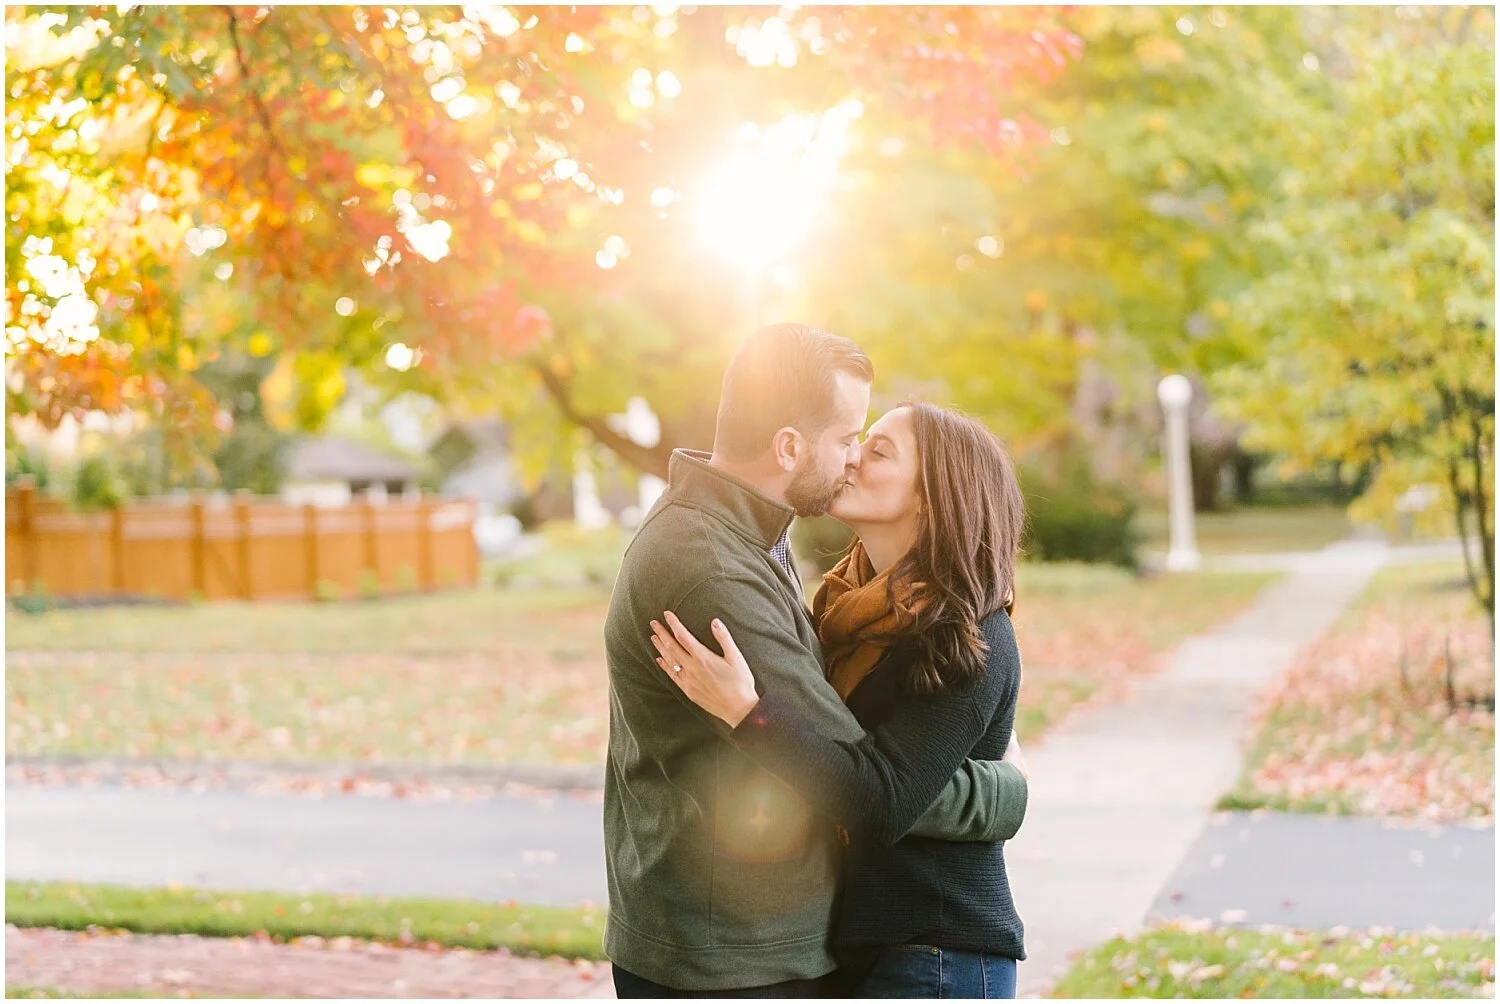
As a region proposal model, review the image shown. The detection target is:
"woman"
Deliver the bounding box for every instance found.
[650,402,1027,998]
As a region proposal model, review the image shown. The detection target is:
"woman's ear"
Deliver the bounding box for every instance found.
[771,427,802,473]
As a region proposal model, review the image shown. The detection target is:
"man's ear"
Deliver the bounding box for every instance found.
[771,427,802,473]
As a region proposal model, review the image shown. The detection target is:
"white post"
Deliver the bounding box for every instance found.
[1157,375,1201,571]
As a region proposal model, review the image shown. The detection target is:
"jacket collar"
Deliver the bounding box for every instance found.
[666,449,793,551]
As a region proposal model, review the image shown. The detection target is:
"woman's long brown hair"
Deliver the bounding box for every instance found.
[886,403,1026,695]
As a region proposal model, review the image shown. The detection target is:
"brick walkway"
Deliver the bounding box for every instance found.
[5,926,617,999]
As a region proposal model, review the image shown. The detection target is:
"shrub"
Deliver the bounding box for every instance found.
[10,581,49,616]
[508,493,542,531]
[1019,456,1141,570]
[357,569,382,600]
[211,419,290,495]
[72,454,124,512]
[5,440,51,492]
[313,579,343,603]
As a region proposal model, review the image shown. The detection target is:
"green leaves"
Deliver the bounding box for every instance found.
[1210,11,1495,616]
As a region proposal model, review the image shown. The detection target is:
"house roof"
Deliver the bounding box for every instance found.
[286,436,419,483]
[432,417,511,454]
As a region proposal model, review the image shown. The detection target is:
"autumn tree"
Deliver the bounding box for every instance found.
[798,6,1323,498]
[5,5,1081,485]
[1211,7,1495,628]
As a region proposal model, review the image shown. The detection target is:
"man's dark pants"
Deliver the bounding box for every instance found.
[611,963,833,998]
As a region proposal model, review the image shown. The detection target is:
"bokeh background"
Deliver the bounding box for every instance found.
[3,5,1494,999]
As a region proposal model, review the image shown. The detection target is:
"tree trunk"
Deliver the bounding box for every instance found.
[1231,449,1257,504]
[1437,385,1495,654]
[1189,442,1227,512]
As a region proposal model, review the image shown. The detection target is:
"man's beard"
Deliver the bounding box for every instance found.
[786,459,846,518]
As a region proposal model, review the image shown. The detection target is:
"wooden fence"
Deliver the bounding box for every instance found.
[5,482,480,602]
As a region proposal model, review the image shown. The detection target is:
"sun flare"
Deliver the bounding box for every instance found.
[690,102,863,275]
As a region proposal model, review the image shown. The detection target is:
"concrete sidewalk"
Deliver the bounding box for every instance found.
[1005,538,1392,997]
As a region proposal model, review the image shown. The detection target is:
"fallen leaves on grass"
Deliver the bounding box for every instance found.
[1053,922,1495,999]
[1233,563,1494,823]
[6,569,1275,764]
[7,651,611,768]
[3,588,609,655]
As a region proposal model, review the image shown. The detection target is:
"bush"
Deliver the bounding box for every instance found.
[1020,456,1141,570]
[10,581,49,616]
[212,419,289,495]
[357,569,382,600]
[508,493,543,531]
[5,440,51,492]
[791,516,855,576]
[72,454,124,512]
[10,576,51,615]
[1248,457,1370,507]
[313,579,344,603]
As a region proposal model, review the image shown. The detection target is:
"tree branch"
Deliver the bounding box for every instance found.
[222,8,358,254]
[223,6,284,164]
[532,360,671,480]
[1444,6,1478,47]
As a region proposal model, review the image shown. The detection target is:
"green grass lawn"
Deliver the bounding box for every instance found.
[486,523,632,588]
[1221,560,1494,823]
[6,649,609,764]
[1137,504,1355,557]
[8,536,1277,765]
[1053,923,1494,998]
[6,880,606,960]
[7,584,615,765]
[4,585,608,654]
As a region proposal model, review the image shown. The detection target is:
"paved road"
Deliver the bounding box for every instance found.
[6,784,608,908]
[11,778,1493,936]
[1150,811,1494,933]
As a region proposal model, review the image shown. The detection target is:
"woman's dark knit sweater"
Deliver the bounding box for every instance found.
[729,607,1025,962]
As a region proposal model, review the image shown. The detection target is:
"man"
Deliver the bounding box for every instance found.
[603,324,1028,997]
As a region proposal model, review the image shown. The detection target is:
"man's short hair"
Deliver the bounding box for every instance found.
[713,323,874,462]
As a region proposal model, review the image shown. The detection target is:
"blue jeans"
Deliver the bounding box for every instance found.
[852,945,1018,999]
